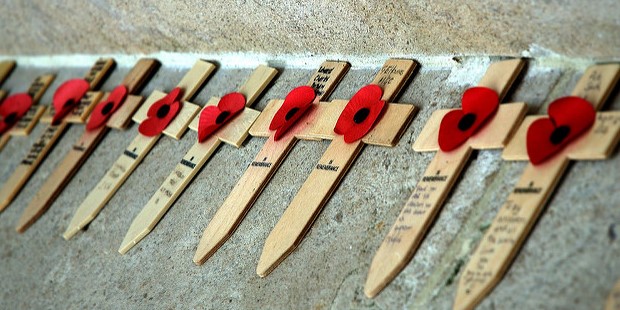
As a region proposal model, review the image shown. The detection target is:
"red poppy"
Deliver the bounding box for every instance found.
[52,79,90,124]
[437,87,499,151]
[526,96,595,165]
[86,85,128,131]
[197,92,246,142]
[269,86,315,141]
[334,84,385,143]
[138,87,183,137]
[0,93,33,134]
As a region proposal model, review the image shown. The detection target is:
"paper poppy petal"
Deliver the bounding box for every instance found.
[52,79,90,124]
[269,86,315,132]
[438,86,499,151]
[526,96,595,165]
[0,93,33,134]
[138,100,181,137]
[273,104,312,141]
[197,92,246,142]
[86,85,128,131]
[334,84,385,143]
[147,87,183,117]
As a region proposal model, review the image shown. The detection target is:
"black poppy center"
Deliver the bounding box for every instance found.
[101,102,114,115]
[216,111,230,124]
[63,99,75,109]
[4,112,18,125]
[285,107,299,121]
[458,113,477,131]
[549,125,571,145]
[353,108,370,124]
[157,104,170,118]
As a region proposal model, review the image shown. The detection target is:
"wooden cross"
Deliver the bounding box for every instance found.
[193,61,350,265]
[16,59,160,233]
[454,63,620,310]
[63,60,215,240]
[116,65,278,254]
[364,59,527,298]
[607,278,620,310]
[0,60,16,86]
[0,58,115,213]
[256,58,417,277]
[0,74,55,152]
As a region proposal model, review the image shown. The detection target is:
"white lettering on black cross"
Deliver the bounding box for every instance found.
[117,65,277,254]
[193,61,350,265]
[63,60,216,240]
[365,59,527,298]
[0,58,115,215]
[256,58,418,277]
[454,63,620,310]
[15,59,160,233]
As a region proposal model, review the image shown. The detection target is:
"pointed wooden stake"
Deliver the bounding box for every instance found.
[116,65,278,254]
[454,63,620,310]
[16,59,160,233]
[607,279,620,310]
[0,60,16,86]
[64,60,215,241]
[0,74,55,152]
[0,58,115,214]
[256,58,417,277]
[193,61,350,265]
[365,59,527,298]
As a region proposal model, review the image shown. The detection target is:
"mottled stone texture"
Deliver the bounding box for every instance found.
[0,1,619,57]
[0,58,618,309]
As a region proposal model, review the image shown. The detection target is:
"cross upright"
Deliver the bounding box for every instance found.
[0,58,115,213]
[17,59,160,233]
[256,58,418,277]
[193,61,350,265]
[365,59,527,298]
[0,60,16,86]
[64,60,216,239]
[454,63,620,310]
[0,74,55,152]
[116,64,278,254]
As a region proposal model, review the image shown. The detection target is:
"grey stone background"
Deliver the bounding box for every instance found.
[0,1,619,309]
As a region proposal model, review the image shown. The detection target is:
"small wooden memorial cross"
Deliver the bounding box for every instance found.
[16,59,160,233]
[64,60,215,240]
[0,74,55,152]
[454,63,620,310]
[256,58,417,277]
[0,58,115,213]
[193,61,350,265]
[607,279,620,310]
[117,65,278,254]
[364,59,527,298]
[0,60,16,86]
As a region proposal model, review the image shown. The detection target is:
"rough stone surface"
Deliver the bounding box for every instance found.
[1,1,619,58]
[0,58,619,309]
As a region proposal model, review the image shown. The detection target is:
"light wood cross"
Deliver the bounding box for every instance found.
[454,63,620,310]
[193,61,350,265]
[256,58,418,277]
[0,58,115,214]
[64,60,215,240]
[117,65,278,254]
[364,59,527,298]
[16,59,160,233]
[0,60,16,86]
[0,75,55,152]
[607,279,620,310]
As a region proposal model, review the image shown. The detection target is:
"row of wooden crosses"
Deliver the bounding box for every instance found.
[0,58,618,310]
